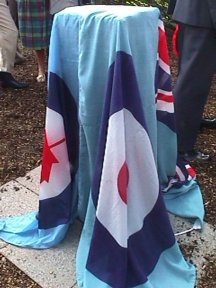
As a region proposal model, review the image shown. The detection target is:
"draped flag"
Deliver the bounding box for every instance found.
[76,50,196,288]
[156,20,204,226]
[156,19,175,132]
[0,7,203,287]
[39,72,79,230]
[0,73,79,248]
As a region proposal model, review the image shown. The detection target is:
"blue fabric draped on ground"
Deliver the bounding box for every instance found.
[0,5,204,288]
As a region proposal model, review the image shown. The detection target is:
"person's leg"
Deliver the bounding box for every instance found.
[7,0,26,65]
[15,48,26,65]
[0,0,28,88]
[0,0,17,73]
[34,49,47,82]
[7,0,18,27]
[174,24,216,154]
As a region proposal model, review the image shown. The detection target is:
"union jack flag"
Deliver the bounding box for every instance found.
[155,19,175,132]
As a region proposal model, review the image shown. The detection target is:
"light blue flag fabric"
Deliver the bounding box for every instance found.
[0,6,203,278]
[74,13,196,285]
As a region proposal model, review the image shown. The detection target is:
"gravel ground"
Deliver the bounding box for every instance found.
[0,45,45,287]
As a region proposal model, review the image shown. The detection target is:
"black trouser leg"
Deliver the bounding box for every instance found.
[174,24,216,152]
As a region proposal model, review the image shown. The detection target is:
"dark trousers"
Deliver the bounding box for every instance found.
[174,24,216,152]
[167,0,176,15]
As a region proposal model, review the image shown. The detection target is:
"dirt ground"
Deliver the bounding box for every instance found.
[0,44,46,287]
[0,27,216,287]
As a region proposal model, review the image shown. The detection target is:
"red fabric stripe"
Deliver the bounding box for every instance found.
[158,27,170,65]
[157,93,174,103]
[187,167,196,178]
[172,24,179,57]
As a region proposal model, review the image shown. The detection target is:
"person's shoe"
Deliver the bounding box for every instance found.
[179,149,211,162]
[15,49,26,65]
[14,50,26,65]
[15,56,26,65]
[36,74,46,83]
[0,72,28,89]
[200,118,216,129]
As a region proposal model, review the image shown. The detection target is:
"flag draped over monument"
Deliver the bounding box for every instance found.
[0,6,204,287]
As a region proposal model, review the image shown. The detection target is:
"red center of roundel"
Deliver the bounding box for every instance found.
[117,162,129,204]
[40,131,65,183]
